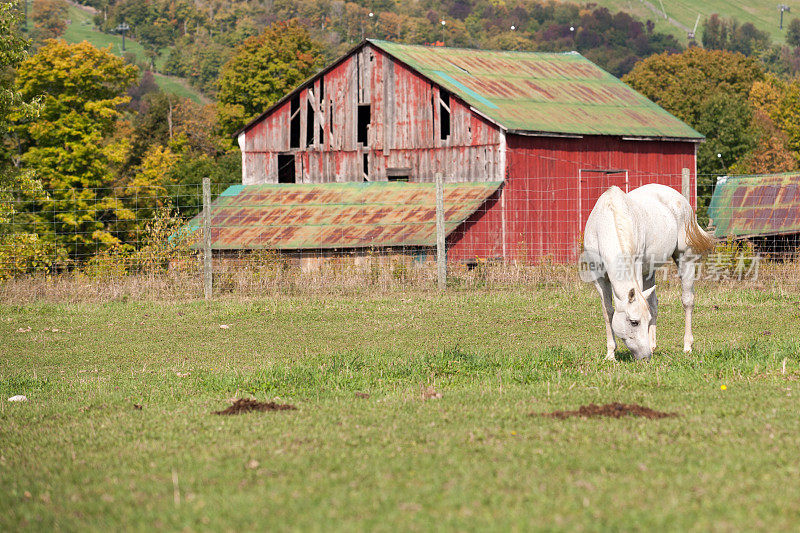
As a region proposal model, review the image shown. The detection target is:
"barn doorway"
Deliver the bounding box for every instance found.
[578,168,628,233]
[278,154,295,183]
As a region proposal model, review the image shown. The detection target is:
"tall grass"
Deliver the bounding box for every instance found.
[1,254,798,304]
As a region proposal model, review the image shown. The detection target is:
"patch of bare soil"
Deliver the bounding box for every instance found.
[536,402,677,420]
[213,398,297,415]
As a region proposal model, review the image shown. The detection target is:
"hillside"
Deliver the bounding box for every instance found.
[577,0,798,44]
[58,1,209,104]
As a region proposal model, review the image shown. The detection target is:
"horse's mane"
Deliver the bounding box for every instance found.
[605,187,635,258]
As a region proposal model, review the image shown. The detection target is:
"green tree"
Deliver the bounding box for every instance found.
[1,3,39,192]
[624,48,764,220]
[14,40,138,259]
[624,48,763,125]
[216,21,323,137]
[1,3,57,277]
[787,18,800,48]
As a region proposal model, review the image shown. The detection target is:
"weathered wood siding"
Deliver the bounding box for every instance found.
[240,44,503,184]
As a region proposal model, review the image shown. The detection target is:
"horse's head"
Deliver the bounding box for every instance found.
[612,286,655,361]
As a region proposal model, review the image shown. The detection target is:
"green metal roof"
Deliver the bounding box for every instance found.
[187,181,501,250]
[369,40,703,139]
[708,173,800,238]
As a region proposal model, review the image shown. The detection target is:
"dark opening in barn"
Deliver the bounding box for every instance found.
[357,104,370,145]
[387,167,411,182]
[318,78,325,144]
[278,154,295,183]
[363,153,369,180]
[306,97,315,146]
[289,95,301,148]
[439,89,450,141]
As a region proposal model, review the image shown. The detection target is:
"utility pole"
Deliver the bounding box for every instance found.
[779,4,791,30]
[115,22,130,51]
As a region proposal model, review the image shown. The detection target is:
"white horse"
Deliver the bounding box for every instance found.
[581,184,714,361]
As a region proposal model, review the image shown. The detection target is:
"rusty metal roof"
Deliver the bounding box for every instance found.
[187,181,501,250]
[708,173,800,238]
[369,40,703,139]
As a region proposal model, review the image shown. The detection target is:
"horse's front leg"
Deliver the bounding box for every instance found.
[594,277,617,361]
[676,254,696,353]
[643,274,657,351]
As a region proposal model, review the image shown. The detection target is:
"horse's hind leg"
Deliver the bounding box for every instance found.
[675,253,696,353]
[643,274,657,351]
[594,276,617,361]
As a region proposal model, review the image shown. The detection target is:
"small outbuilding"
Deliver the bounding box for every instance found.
[708,173,800,254]
[214,40,703,263]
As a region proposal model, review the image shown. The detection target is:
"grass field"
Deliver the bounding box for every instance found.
[583,0,798,44]
[2,279,799,530]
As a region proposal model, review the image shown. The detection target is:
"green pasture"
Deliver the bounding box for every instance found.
[584,0,797,44]
[1,282,799,530]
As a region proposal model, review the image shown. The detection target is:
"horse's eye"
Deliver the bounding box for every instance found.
[630,319,640,327]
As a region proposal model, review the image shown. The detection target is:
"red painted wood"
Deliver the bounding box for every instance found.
[448,135,697,263]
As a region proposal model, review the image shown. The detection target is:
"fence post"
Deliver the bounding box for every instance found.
[436,173,446,290]
[681,167,690,201]
[202,177,212,300]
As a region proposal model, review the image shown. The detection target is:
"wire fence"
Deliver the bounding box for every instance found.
[1,171,798,300]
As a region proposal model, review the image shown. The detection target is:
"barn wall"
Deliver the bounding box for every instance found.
[448,135,698,263]
[241,44,504,184]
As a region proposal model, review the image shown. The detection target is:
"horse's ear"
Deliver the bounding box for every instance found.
[642,286,655,299]
[628,288,635,303]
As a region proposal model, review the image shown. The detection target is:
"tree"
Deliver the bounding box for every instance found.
[702,15,770,56]
[216,21,324,137]
[31,0,69,46]
[787,18,800,48]
[624,48,764,219]
[1,3,55,277]
[1,3,40,190]
[733,111,797,175]
[14,40,138,259]
[693,93,758,220]
[623,48,763,126]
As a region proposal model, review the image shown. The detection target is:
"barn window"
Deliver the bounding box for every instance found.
[278,154,295,183]
[357,104,371,146]
[306,96,315,146]
[439,89,451,141]
[290,95,301,148]
[363,153,369,181]
[387,167,411,182]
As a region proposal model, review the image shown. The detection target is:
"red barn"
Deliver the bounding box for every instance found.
[225,40,703,263]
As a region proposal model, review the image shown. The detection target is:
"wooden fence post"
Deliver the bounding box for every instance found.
[202,177,212,300]
[681,167,690,201]
[436,173,446,290]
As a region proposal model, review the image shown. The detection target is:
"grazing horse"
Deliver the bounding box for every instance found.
[581,184,714,361]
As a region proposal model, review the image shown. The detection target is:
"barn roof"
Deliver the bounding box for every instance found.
[237,40,703,141]
[369,40,703,140]
[708,173,800,238]
[187,181,501,250]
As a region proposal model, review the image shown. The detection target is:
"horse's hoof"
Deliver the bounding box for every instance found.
[605,354,617,362]
[683,346,693,353]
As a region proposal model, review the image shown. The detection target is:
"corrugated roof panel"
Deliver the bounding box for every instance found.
[369,40,703,139]
[708,173,800,238]
[187,181,501,250]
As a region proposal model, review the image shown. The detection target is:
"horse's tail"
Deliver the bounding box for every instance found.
[686,213,715,256]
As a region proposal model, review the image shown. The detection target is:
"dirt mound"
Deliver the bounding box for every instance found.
[213,398,297,415]
[537,402,677,420]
